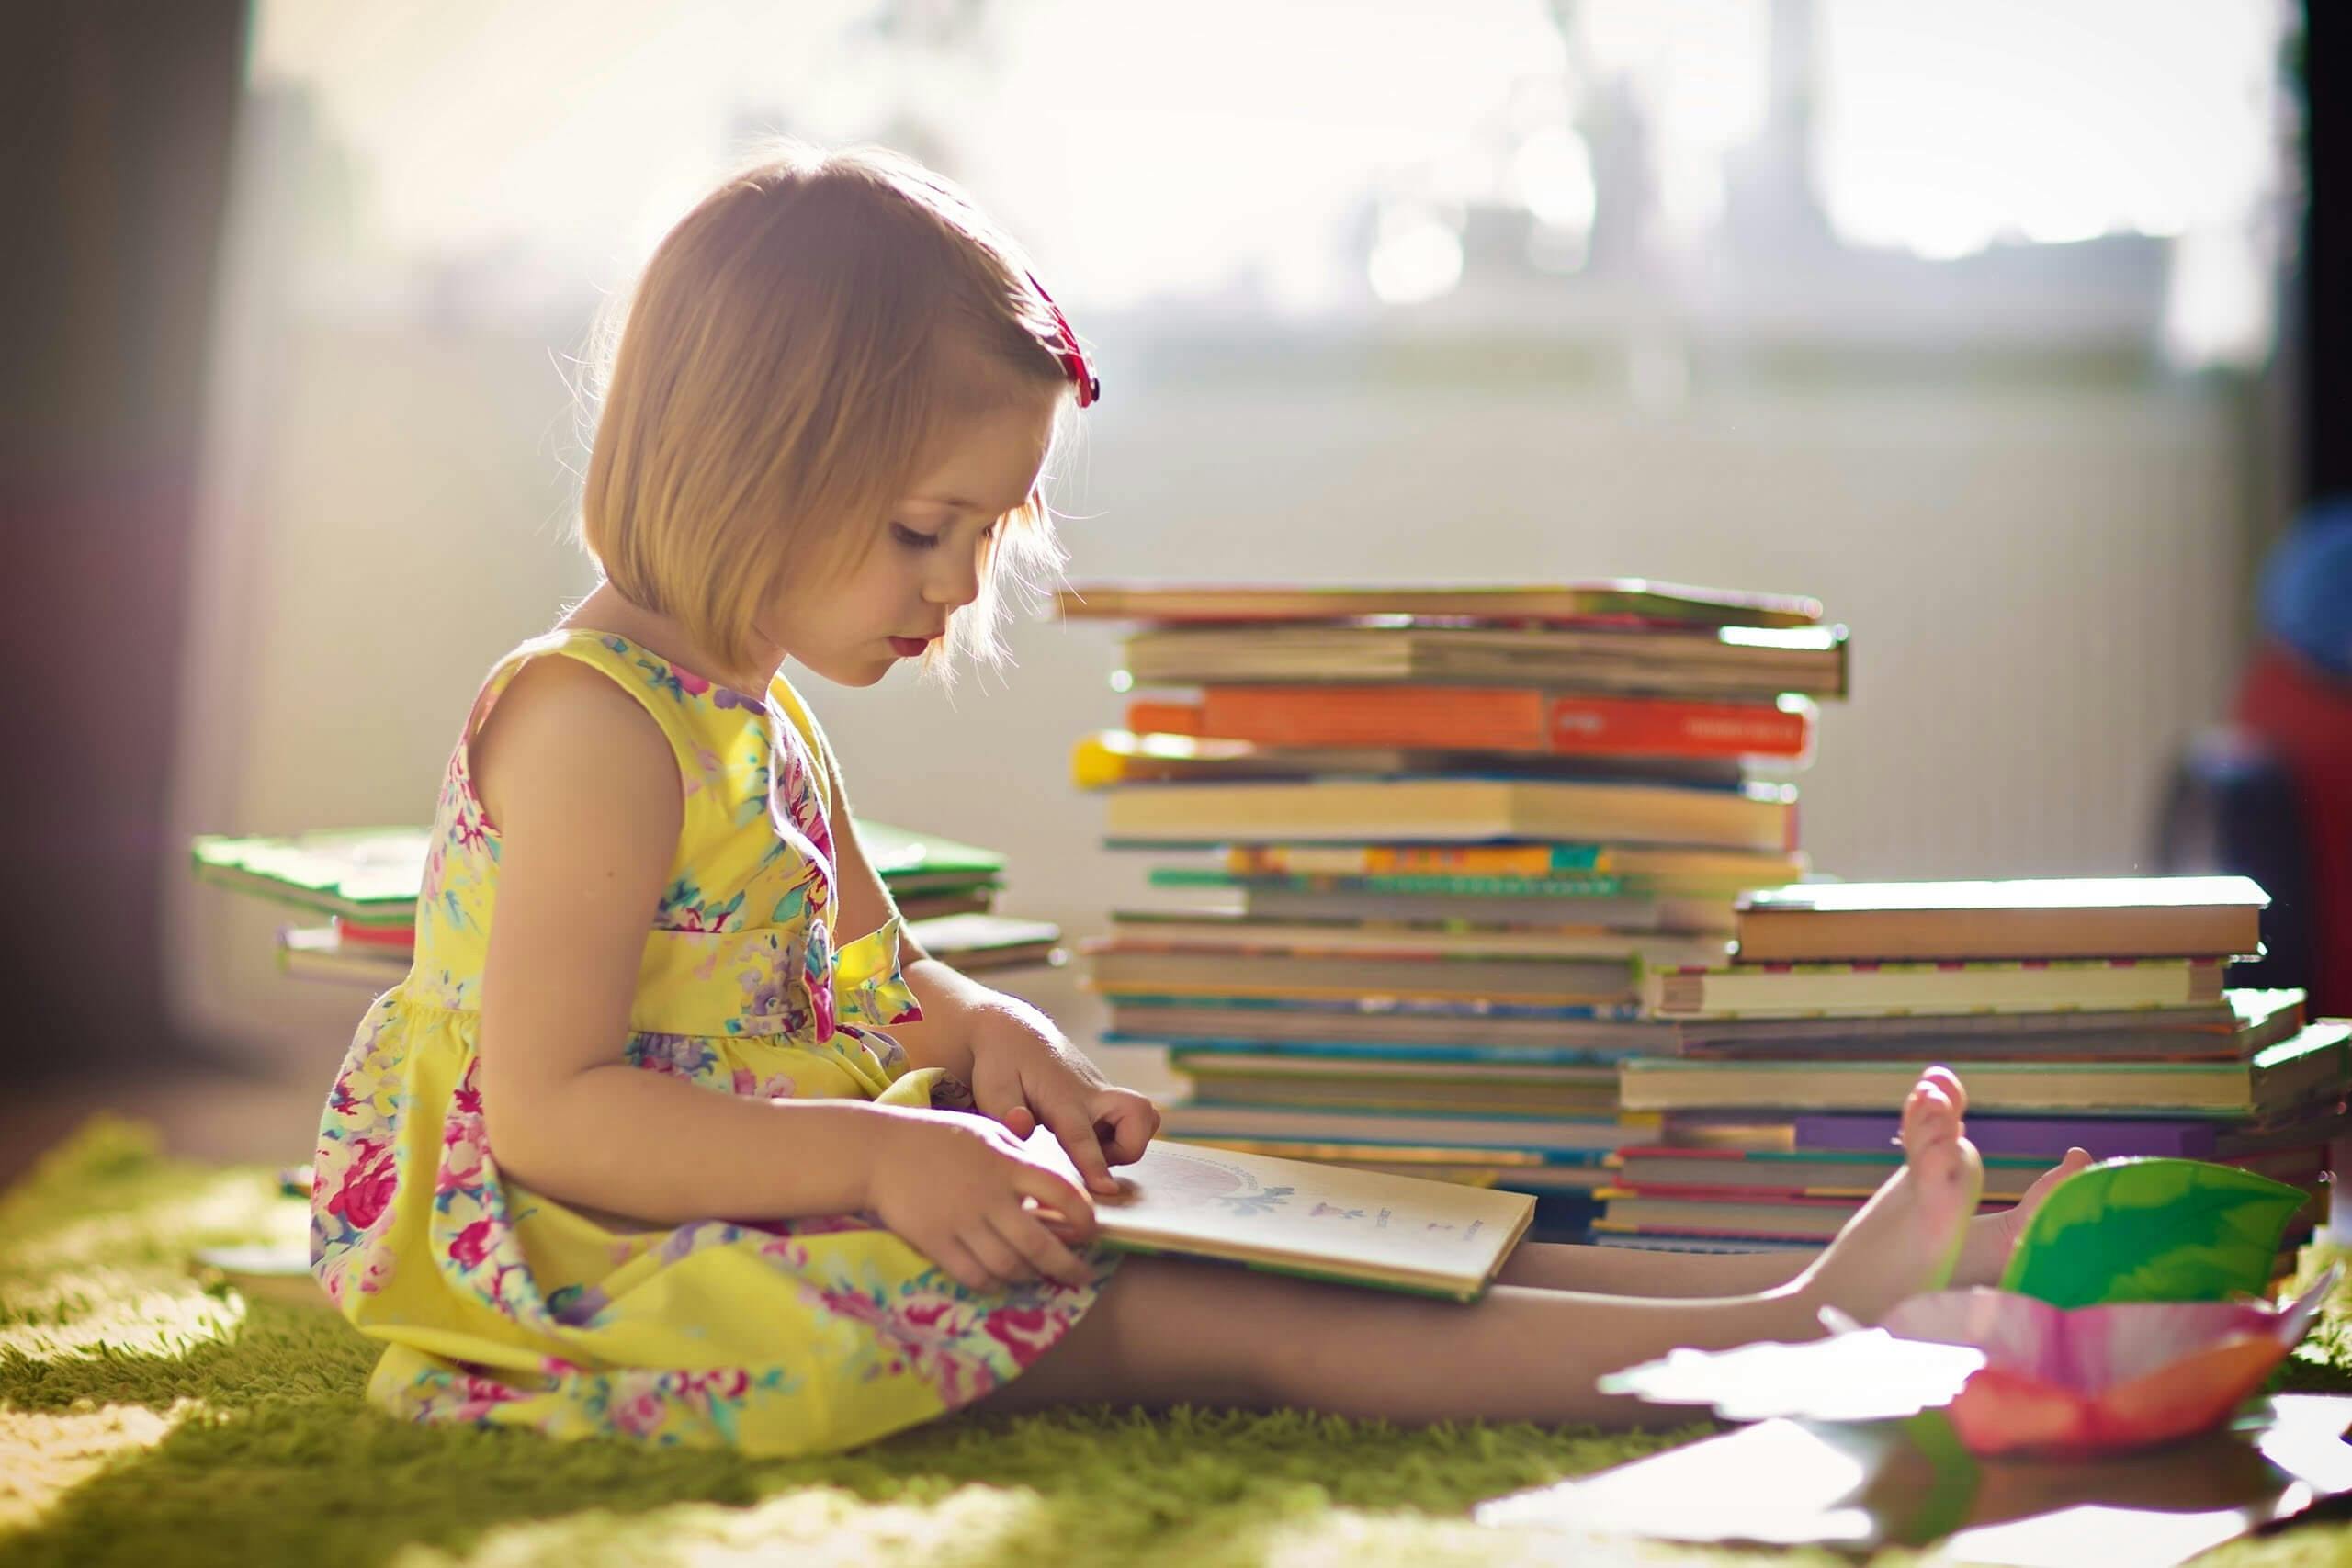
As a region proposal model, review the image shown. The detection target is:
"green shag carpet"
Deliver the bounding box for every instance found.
[5,1117,2352,1568]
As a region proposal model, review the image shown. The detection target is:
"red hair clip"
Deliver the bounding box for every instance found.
[1027,272,1099,408]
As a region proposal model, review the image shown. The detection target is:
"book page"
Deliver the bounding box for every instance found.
[1023,1129,1532,1293]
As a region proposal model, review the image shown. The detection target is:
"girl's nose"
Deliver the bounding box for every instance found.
[928,550,983,610]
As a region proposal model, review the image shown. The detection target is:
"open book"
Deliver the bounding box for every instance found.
[1023,1130,1535,1301]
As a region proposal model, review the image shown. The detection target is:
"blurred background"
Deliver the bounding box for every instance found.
[6,0,2346,1172]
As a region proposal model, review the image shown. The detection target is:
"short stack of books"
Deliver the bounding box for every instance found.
[1062,580,1850,1239]
[191,821,1065,987]
[1602,875,2349,1253]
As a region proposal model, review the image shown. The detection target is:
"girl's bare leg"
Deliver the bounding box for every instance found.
[978,1248,1821,1427]
[1494,1238,1810,1297]
[978,1069,1984,1428]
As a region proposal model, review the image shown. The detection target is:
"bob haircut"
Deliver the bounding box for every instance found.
[577,141,1076,681]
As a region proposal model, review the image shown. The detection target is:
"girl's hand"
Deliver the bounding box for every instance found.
[865,1108,1101,1293]
[967,1023,1160,1197]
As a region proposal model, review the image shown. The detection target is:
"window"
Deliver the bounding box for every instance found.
[249,0,2293,366]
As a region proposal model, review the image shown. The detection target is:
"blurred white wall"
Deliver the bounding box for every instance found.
[163,310,2253,1089]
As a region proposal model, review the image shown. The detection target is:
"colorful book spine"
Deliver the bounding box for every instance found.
[1152,867,1627,899]
[1149,1039,1645,1065]
[1112,994,1645,1021]
[1773,1108,2350,1163]
[1643,956,2227,1018]
[1226,842,1606,877]
[1793,1113,2216,1160]
[1058,580,1826,626]
[1133,687,1816,760]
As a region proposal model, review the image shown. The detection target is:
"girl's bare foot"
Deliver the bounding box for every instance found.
[1952,1148,2095,1287]
[1797,1067,1984,1326]
[1910,1063,2095,1288]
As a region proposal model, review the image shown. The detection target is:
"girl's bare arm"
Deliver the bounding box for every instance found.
[468,657,917,1225]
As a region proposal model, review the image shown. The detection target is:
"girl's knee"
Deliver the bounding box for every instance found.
[1091,1254,1293,1406]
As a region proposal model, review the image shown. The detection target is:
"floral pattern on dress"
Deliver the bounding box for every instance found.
[307,629,1114,1459]
[626,1032,798,1100]
[658,874,744,934]
[426,1059,559,1329]
[312,996,409,1306]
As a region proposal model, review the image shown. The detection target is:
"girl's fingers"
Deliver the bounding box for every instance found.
[929,1235,999,1294]
[968,1067,1032,1133]
[1012,1164,1099,1241]
[966,1224,1035,1286]
[1042,1103,1119,1194]
[1097,1097,1159,1163]
[993,1207,1091,1288]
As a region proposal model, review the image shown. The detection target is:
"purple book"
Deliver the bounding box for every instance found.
[1786,1108,2349,1162]
[1792,1113,2216,1161]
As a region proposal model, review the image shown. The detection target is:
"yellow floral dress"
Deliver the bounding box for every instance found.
[308,629,1116,1455]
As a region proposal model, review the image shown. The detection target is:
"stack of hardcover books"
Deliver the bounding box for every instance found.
[1601,875,2347,1253]
[1064,580,1849,1238]
[191,821,1064,988]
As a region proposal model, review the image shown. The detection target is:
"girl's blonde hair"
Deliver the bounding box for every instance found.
[577,141,1077,681]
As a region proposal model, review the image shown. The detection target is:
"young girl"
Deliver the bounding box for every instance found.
[309,142,2090,1457]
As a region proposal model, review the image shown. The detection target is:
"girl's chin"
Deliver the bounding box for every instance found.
[778,648,892,689]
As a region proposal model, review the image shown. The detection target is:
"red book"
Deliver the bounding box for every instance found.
[333,917,416,951]
[1135,687,1814,761]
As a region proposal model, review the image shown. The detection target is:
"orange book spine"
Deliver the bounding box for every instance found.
[1125,700,1206,737]
[1196,686,1813,759]
[1227,843,1583,876]
[1543,694,1812,760]
[1200,686,1544,750]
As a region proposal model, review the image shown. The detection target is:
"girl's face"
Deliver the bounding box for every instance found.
[767,393,1059,688]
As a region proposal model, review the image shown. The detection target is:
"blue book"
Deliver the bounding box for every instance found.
[1157,1102,1639,1155]
[1118,1035,1642,1066]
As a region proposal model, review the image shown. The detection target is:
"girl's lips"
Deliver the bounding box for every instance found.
[888,637,930,658]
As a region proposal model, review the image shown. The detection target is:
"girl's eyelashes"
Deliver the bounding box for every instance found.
[892,519,1004,551]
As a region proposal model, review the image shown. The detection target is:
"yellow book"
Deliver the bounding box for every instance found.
[1102,776,1796,852]
[1230,842,1805,883]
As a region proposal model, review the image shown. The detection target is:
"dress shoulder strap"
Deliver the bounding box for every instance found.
[461,630,712,767]
[765,671,835,821]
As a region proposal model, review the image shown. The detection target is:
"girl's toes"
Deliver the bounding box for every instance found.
[1901,1075,1962,1153]
[1923,1065,1967,1117]
[2024,1146,2094,1208]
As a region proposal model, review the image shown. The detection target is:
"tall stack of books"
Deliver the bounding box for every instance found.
[192,821,1065,988]
[1602,876,2350,1255]
[1064,581,1850,1239]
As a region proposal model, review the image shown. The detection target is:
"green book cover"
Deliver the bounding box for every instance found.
[1621,1023,2351,1118]
[1630,1021,2347,1086]
[194,818,1005,923]
[191,828,429,926]
[853,820,1006,881]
